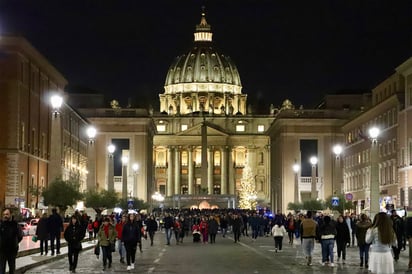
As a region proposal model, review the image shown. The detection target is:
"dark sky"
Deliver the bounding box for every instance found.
[1,0,412,110]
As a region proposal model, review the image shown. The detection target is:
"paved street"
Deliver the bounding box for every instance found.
[23,231,412,274]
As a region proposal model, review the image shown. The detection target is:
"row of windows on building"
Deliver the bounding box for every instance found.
[344,160,397,192]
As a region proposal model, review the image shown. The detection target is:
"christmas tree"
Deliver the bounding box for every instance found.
[238,162,257,209]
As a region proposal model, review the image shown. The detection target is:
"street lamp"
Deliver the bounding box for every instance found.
[132,163,139,198]
[48,93,63,192]
[107,144,116,191]
[86,126,97,190]
[310,156,318,199]
[121,156,129,200]
[292,162,300,203]
[369,126,380,218]
[333,145,343,195]
[50,94,63,118]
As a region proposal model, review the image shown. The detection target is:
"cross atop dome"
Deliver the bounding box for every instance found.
[194,6,212,42]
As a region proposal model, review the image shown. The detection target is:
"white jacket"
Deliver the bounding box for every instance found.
[272,224,287,237]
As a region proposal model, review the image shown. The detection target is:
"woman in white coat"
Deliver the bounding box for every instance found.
[271,220,287,252]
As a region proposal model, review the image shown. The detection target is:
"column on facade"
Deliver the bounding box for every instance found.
[220,146,228,194]
[228,146,235,195]
[208,146,214,194]
[167,147,174,196]
[175,148,181,194]
[188,147,194,195]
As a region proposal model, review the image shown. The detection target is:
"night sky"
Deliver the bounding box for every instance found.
[1,0,412,111]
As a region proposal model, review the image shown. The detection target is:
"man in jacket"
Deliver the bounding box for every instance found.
[391,209,405,262]
[300,211,318,266]
[48,208,63,255]
[163,213,174,245]
[0,208,23,274]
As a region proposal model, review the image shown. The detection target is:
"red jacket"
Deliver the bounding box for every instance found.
[115,221,126,239]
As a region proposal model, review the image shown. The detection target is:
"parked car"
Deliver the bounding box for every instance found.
[28,218,40,235]
[18,222,30,236]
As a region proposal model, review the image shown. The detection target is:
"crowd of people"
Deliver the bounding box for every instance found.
[1,206,412,274]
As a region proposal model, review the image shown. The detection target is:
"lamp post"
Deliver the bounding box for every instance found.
[48,94,63,186]
[369,127,380,218]
[132,163,139,198]
[121,156,129,200]
[107,144,116,191]
[292,163,300,203]
[86,126,97,191]
[333,145,343,195]
[310,156,318,199]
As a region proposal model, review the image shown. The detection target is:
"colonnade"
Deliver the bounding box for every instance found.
[163,145,236,196]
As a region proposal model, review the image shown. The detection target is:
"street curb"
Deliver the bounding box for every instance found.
[14,242,94,274]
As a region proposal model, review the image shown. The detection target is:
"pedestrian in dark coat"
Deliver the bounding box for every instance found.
[232,214,243,243]
[0,208,23,274]
[48,208,63,255]
[64,215,85,273]
[145,215,158,246]
[36,213,50,255]
[335,215,350,263]
[405,216,412,269]
[122,214,141,271]
[208,216,219,244]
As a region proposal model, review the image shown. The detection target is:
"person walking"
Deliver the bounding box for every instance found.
[0,208,23,274]
[318,215,337,267]
[335,215,350,264]
[208,215,219,244]
[271,220,287,252]
[232,214,243,243]
[366,212,397,274]
[405,214,412,269]
[356,213,372,268]
[115,214,127,264]
[300,211,318,266]
[163,213,174,245]
[122,214,141,271]
[145,215,158,246]
[286,213,296,244]
[64,215,85,273]
[48,208,63,256]
[390,209,404,262]
[173,217,182,244]
[36,213,50,256]
[220,214,228,238]
[86,220,94,241]
[199,216,209,244]
[97,217,117,271]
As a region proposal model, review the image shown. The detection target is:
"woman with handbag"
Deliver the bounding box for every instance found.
[122,213,141,271]
[64,215,85,273]
[97,217,117,271]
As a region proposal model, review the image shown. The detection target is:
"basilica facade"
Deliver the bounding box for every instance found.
[2,10,412,215]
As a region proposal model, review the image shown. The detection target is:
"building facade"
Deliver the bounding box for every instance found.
[2,11,412,215]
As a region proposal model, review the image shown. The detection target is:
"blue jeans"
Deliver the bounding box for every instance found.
[165,228,173,244]
[321,239,335,263]
[359,243,370,262]
[302,238,315,257]
[117,239,126,259]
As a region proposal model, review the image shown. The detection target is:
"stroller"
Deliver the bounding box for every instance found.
[192,224,201,243]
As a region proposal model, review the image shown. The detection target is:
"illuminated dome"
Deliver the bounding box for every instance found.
[160,9,246,115]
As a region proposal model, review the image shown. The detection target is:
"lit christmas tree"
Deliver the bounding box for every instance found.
[238,162,257,209]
